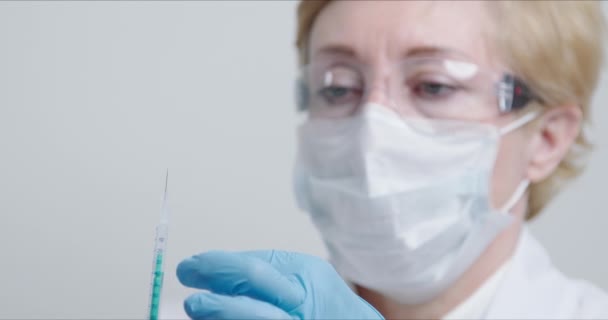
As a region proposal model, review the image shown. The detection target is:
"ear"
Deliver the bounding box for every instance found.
[527,105,582,182]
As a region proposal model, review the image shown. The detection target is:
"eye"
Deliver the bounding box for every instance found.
[318,86,362,106]
[412,81,458,100]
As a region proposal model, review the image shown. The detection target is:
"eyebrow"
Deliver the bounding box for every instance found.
[405,46,470,59]
[312,44,472,62]
[312,44,358,60]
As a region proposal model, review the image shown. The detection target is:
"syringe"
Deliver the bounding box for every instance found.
[148,170,170,320]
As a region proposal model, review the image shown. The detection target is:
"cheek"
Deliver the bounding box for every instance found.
[489,131,531,210]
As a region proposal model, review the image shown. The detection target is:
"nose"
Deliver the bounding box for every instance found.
[361,67,421,117]
[361,82,404,116]
[363,86,392,108]
[360,67,399,113]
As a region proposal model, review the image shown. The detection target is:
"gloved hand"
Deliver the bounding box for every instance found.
[176,250,384,320]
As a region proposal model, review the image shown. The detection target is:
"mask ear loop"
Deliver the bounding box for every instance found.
[496,110,540,214]
[498,111,540,135]
[499,180,530,214]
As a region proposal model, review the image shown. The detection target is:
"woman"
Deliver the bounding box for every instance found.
[176,1,608,319]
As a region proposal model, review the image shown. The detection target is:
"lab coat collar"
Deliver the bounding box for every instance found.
[485,226,588,319]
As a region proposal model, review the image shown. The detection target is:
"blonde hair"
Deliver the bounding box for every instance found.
[295,0,605,220]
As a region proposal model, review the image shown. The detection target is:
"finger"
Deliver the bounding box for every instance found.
[241,250,327,277]
[241,250,310,269]
[176,250,305,310]
[184,292,293,320]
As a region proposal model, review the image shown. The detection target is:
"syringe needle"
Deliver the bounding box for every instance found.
[161,169,169,224]
[164,169,169,200]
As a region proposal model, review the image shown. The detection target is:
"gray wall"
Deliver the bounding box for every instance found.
[0,2,605,319]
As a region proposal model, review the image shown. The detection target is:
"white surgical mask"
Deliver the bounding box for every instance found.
[293,103,536,305]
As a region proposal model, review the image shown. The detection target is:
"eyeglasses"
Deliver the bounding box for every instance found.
[296,57,540,121]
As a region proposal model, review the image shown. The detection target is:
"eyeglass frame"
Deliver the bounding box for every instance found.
[295,57,542,117]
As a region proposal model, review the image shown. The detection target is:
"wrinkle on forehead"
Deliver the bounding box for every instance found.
[309,0,500,70]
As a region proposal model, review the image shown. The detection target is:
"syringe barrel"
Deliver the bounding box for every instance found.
[154,224,169,251]
[148,223,168,320]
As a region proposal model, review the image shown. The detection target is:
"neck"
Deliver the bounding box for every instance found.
[356,199,527,320]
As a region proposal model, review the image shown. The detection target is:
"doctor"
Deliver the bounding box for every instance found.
[176,1,608,319]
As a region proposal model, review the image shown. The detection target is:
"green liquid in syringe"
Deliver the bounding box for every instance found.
[149,250,164,320]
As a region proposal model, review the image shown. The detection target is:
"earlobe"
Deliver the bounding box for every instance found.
[526,106,582,183]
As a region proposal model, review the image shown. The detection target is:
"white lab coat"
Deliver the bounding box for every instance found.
[483,227,608,319]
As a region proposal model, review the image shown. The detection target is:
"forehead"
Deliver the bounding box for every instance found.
[309,1,498,68]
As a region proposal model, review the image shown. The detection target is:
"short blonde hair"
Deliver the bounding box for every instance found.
[295,0,605,220]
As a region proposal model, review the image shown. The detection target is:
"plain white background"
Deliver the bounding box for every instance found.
[0,2,606,319]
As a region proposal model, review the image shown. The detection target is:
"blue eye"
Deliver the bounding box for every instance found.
[321,86,349,98]
[318,86,362,106]
[413,82,458,99]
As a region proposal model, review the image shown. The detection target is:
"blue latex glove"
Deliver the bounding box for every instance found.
[176,250,384,320]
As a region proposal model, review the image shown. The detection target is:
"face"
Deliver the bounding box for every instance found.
[307,0,536,213]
